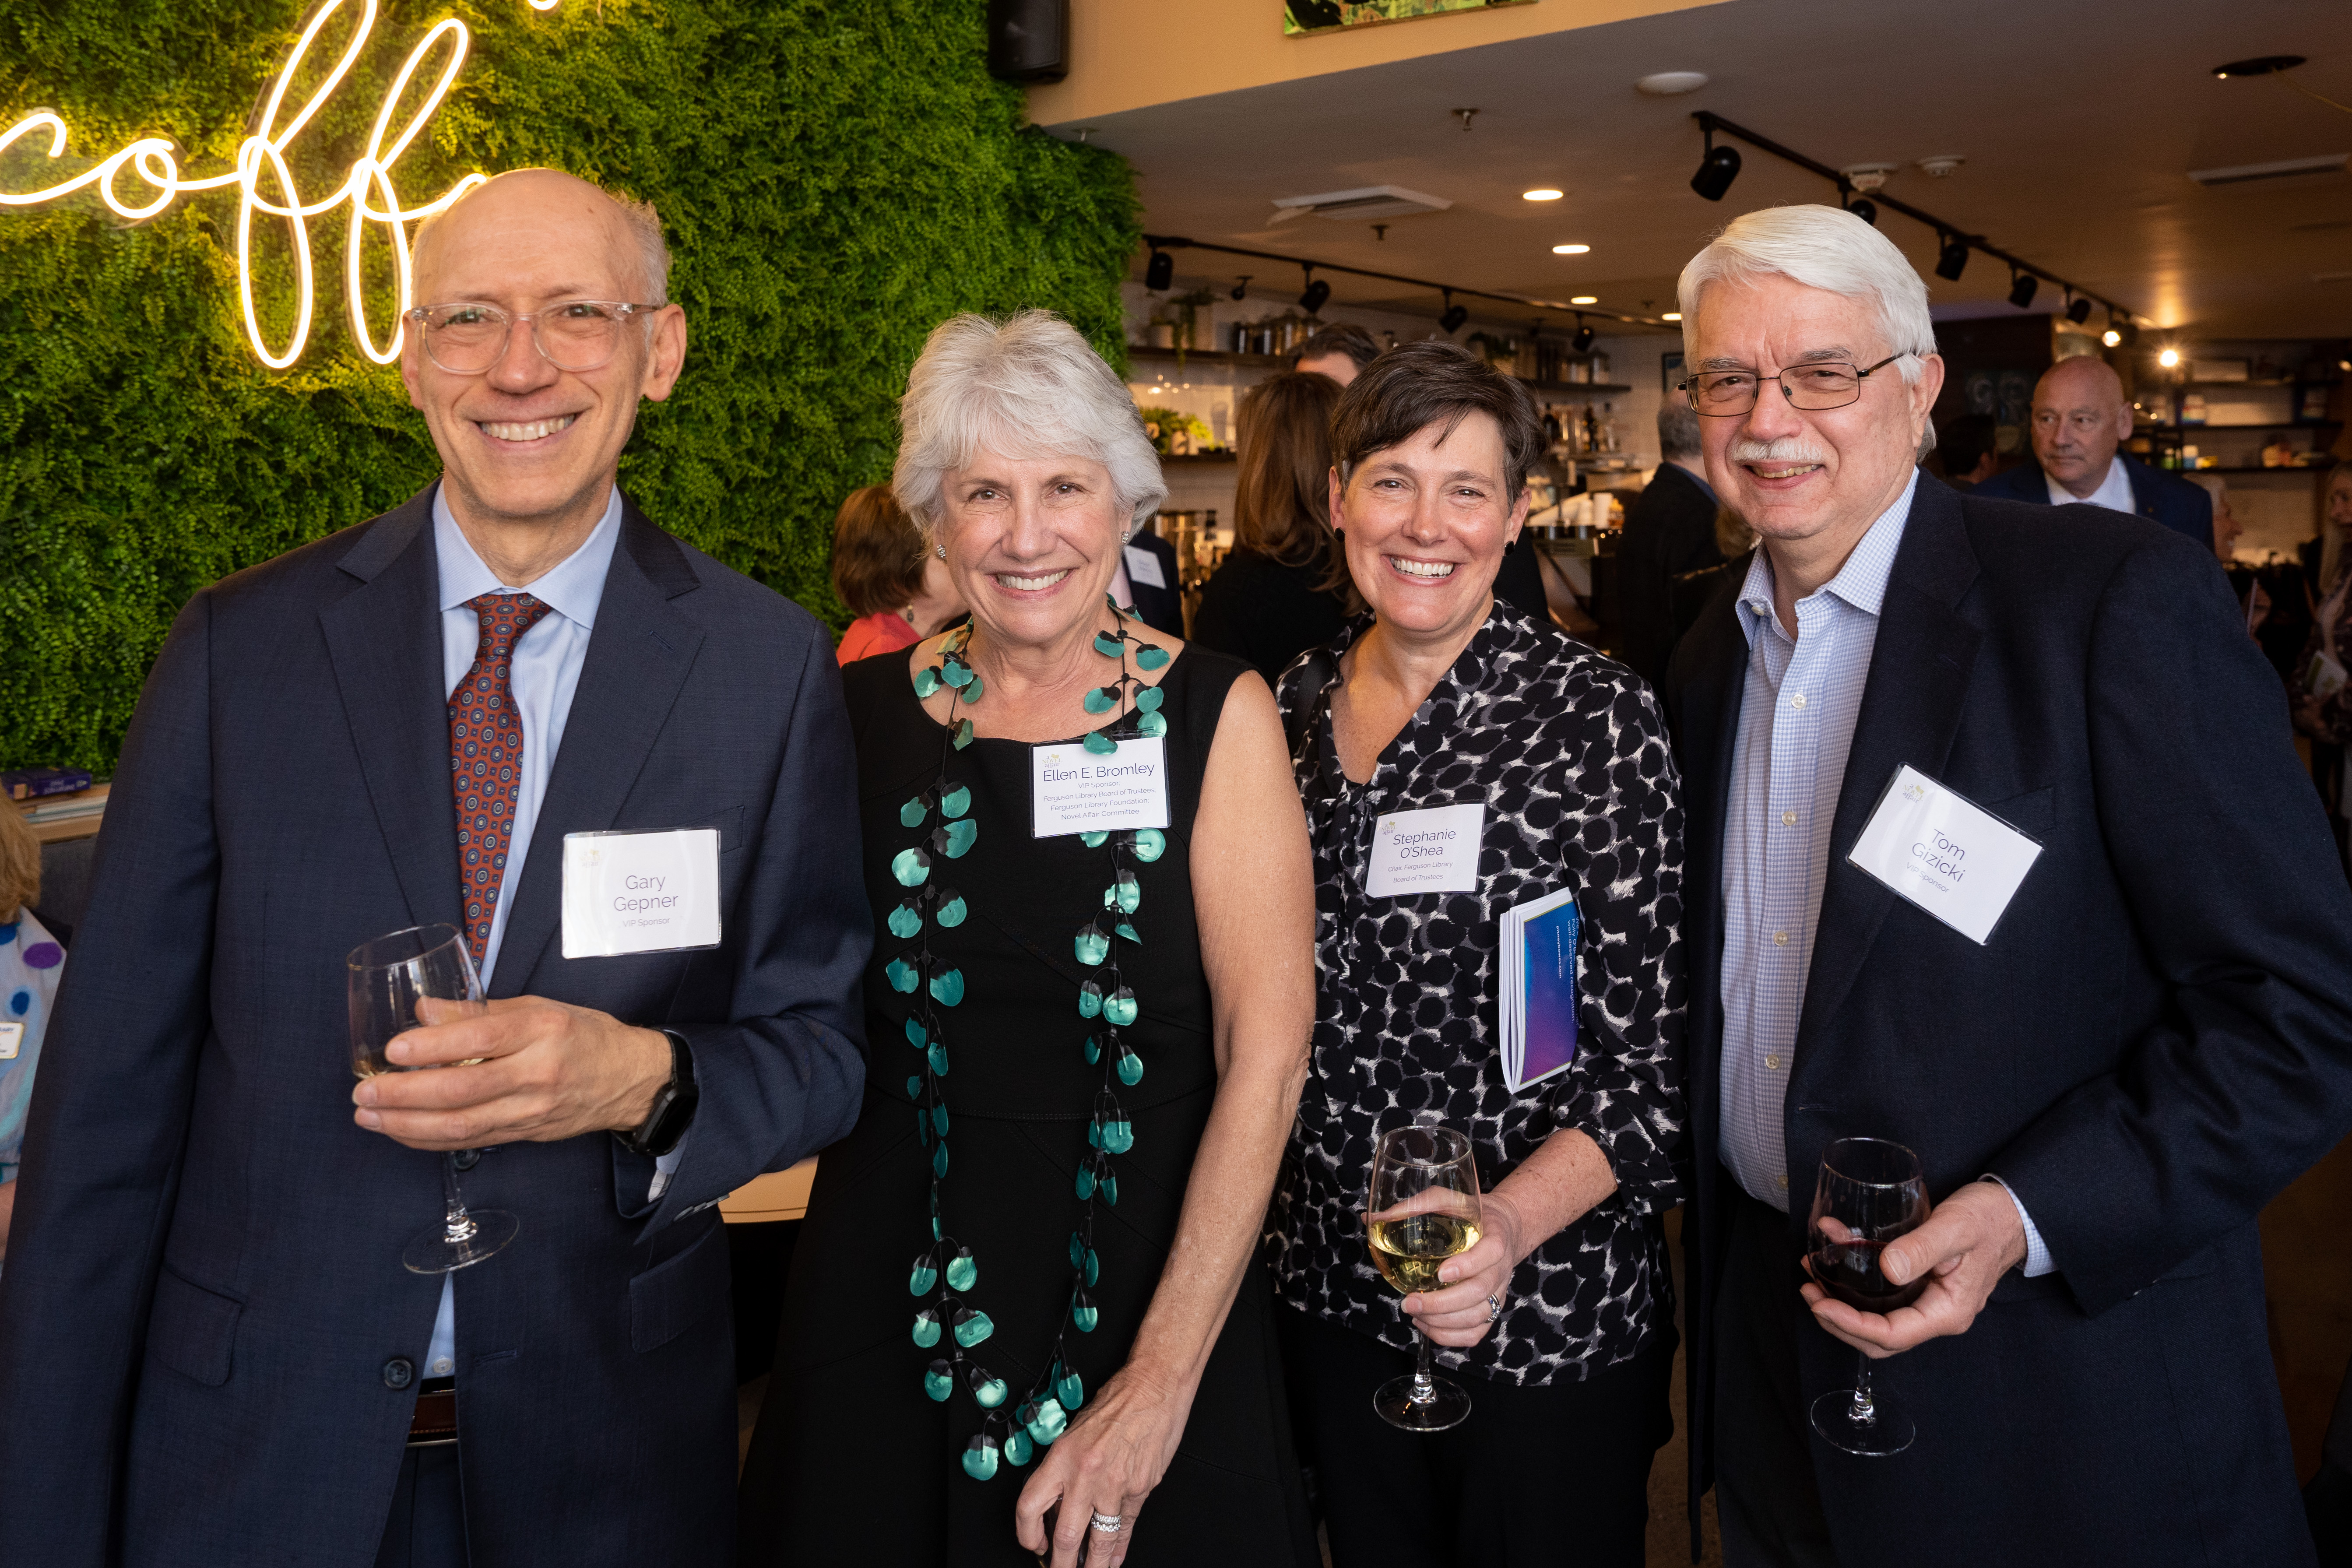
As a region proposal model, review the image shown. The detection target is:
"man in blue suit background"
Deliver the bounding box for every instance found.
[1971,355,2214,547]
[0,170,869,1566]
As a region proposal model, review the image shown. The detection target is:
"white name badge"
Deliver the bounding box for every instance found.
[1366,802,1486,898]
[562,828,724,959]
[1122,544,1167,589]
[1847,765,2043,946]
[0,1022,21,1060]
[1032,738,1172,837]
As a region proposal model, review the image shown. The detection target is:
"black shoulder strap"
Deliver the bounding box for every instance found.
[1282,647,1339,771]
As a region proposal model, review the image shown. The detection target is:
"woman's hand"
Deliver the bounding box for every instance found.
[1014,1363,1193,1568]
[1399,1186,1530,1348]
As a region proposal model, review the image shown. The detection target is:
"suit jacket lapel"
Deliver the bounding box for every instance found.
[1796,479,1983,1049]
[1670,584,1751,1160]
[321,487,464,934]
[489,503,707,998]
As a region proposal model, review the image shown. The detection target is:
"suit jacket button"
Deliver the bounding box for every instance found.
[383,1357,415,1390]
[452,1148,482,1171]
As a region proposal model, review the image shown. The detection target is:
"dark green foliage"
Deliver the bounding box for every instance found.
[0,0,1137,769]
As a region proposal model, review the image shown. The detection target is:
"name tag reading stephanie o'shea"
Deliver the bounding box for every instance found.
[562,828,724,959]
[1847,764,2043,946]
[1032,738,1172,838]
[1365,802,1486,898]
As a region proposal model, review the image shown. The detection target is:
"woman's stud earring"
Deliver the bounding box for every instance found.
[935,545,947,559]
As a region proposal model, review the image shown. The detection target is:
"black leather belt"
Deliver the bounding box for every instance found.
[407,1378,457,1448]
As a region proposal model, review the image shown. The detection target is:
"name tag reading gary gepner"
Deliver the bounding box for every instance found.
[562,828,724,959]
[1847,764,2043,946]
[1365,802,1486,898]
[1032,738,1172,838]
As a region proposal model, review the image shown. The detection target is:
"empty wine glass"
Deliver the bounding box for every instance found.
[1806,1136,1930,1456]
[1366,1125,1482,1431]
[347,923,518,1274]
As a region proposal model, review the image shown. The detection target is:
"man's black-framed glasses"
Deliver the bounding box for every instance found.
[1681,352,1913,416]
[404,299,661,375]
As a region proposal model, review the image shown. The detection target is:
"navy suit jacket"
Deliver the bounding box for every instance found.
[1125,531,1184,637]
[0,488,870,1567]
[1972,450,2214,549]
[1663,475,2352,1566]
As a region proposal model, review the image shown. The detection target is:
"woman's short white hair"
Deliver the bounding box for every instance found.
[893,311,1167,539]
[1678,204,1938,385]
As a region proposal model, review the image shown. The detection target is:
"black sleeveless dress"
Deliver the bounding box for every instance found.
[738,643,1318,1568]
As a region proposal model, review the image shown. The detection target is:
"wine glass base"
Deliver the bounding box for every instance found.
[403,1209,520,1275]
[1810,1388,1914,1456]
[1375,1373,1472,1432]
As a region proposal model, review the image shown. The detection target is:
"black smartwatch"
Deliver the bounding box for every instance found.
[623,1028,700,1158]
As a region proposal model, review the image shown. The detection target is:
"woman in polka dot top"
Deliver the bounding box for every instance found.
[0,805,65,1262]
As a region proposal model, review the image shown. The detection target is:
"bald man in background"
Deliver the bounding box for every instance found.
[1974,355,2213,545]
[0,169,868,1567]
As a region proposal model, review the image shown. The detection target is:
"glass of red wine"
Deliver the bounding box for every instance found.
[1806,1136,1930,1456]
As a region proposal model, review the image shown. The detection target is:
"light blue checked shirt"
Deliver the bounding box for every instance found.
[1717,472,2050,1275]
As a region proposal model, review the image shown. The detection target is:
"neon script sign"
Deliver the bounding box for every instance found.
[0,1,563,369]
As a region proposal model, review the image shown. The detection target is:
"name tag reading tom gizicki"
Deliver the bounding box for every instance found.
[562,828,724,959]
[1366,803,1487,898]
[1848,764,2043,946]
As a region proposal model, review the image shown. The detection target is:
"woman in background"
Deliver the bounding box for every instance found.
[833,483,968,663]
[1190,371,1352,681]
[2292,464,2352,863]
[0,806,65,1266]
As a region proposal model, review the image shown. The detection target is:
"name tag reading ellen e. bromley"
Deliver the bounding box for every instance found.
[1032,738,1172,838]
[562,828,724,959]
[1847,764,2043,946]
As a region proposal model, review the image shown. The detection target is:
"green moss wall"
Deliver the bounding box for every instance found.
[0,0,1137,770]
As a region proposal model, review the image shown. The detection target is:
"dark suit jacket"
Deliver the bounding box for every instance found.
[1972,451,2214,549]
[1663,476,2352,1566]
[0,488,870,1567]
[1125,531,1184,636]
[1615,462,1724,687]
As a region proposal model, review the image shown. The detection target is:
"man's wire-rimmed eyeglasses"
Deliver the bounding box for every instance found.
[1681,352,1913,415]
[403,300,662,375]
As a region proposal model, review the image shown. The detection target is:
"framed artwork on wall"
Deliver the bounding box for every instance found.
[1285,0,1532,38]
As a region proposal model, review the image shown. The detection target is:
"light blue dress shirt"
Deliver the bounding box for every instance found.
[422,484,622,1379]
[1715,472,2049,1275]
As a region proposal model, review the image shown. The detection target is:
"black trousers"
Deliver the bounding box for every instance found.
[1280,1302,1673,1568]
[375,1445,470,1568]
[1711,1189,1839,1568]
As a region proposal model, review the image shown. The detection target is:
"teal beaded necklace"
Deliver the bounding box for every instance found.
[892,595,1174,1483]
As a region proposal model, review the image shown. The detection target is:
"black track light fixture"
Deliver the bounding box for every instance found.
[1570,316,1596,355]
[2112,313,2138,348]
[2065,292,2092,326]
[1845,196,1878,227]
[1934,232,1969,283]
[1691,127,1741,202]
[1299,266,1331,316]
[1144,249,1173,291]
[2007,269,2039,310]
[1230,275,1252,301]
[1438,291,1469,335]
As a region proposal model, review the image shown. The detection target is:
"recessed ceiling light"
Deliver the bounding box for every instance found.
[1571,295,1598,305]
[1523,189,1564,201]
[1635,71,1709,96]
[1662,312,1682,321]
[1552,243,1591,255]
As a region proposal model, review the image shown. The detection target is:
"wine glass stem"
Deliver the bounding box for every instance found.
[1848,1349,1877,1426]
[1410,1325,1438,1406]
[440,1151,478,1246]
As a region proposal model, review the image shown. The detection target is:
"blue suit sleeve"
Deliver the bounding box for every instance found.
[0,594,221,1565]
[633,628,872,1228]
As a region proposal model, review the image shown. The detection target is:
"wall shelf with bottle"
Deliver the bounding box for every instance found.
[1125,341,1633,397]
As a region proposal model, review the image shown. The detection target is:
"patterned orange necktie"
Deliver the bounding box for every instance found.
[449,592,554,966]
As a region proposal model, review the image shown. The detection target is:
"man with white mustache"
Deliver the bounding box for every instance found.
[1661,205,2352,1567]
[0,169,868,1565]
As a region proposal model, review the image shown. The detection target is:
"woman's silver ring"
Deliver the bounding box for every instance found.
[1486,1293,1503,1322]
[1090,1511,1123,1534]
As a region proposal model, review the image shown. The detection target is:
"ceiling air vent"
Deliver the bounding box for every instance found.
[1269,185,1452,223]
[2187,153,2347,187]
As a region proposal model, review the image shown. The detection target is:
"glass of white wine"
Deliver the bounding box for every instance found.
[347,923,517,1274]
[1367,1123,1482,1431]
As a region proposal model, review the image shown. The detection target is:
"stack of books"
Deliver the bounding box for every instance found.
[1497,888,1581,1093]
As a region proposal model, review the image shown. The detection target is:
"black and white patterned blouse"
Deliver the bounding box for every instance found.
[1268,600,1687,1386]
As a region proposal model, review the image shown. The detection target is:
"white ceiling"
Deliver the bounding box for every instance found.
[1042,0,2352,340]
